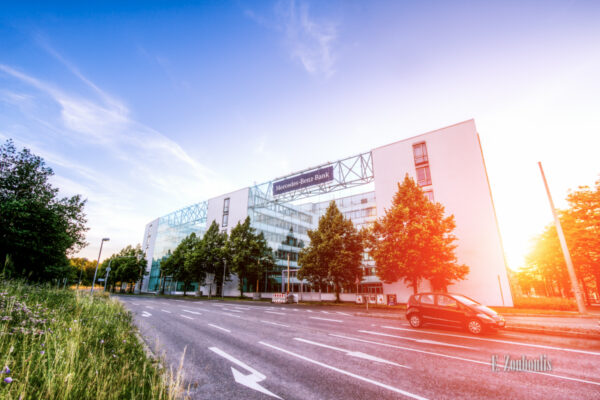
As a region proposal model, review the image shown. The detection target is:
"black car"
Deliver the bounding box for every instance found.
[406,292,505,335]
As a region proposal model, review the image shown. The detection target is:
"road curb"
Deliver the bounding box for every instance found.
[353,311,600,340]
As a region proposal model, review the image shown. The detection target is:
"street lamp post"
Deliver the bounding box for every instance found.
[90,238,110,295]
[221,258,227,299]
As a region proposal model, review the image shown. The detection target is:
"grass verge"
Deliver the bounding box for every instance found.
[0,280,182,400]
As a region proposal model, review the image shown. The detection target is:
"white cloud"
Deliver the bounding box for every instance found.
[0,55,231,260]
[248,0,339,77]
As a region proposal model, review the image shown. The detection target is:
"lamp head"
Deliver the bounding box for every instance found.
[102,238,110,242]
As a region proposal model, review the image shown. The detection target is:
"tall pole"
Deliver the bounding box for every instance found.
[91,238,109,295]
[222,259,227,299]
[538,162,586,314]
[286,253,290,294]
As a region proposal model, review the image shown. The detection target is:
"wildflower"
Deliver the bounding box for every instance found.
[122,340,126,343]
[100,340,104,344]
[3,366,10,374]
[112,354,117,358]
[40,350,45,355]
[3,377,12,384]
[41,343,45,347]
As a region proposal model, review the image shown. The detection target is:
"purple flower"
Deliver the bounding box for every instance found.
[40,350,45,355]
[2,366,9,374]
[41,343,45,347]
[122,340,126,343]
[100,340,104,344]
[3,377,11,384]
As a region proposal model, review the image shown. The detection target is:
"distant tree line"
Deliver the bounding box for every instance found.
[516,178,600,304]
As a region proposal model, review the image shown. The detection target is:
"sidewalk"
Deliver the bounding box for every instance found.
[350,308,600,339]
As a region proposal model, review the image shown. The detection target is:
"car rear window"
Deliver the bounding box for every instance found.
[420,294,434,305]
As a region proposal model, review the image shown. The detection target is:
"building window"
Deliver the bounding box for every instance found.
[222,213,229,227]
[413,142,428,165]
[424,190,434,202]
[416,165,432,186]
[223,198,230,214]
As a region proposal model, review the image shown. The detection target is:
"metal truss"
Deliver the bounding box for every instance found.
[159,201,208,227]
[249,151,374,207]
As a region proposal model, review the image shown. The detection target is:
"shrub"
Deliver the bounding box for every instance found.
[513,296,577,311]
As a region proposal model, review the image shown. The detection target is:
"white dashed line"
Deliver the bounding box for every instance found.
[180,314,194,320]
[208,323,231,333]
[309,316,343,323]
[261,320,290,328]
[265,311,286,315]
[183,309,202,315]
[161,309,171,313]
[336,312,351,316]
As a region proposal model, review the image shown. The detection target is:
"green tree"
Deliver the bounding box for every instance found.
[298,201,364,302]
[100,245,147,293]
[70,257,97,286]
[228,217,274,298]
[159,234,198,296]
[0,140,88,281]
[199,221,229,296]
[369,175,468,294]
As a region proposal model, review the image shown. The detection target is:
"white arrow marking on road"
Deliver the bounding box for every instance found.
[260,342,427,400]
[358,330,475,350]
[294,338,410,368]
[309,316,343,323]
[261,320,290,328]
[265,311,286,315]
[209,347,282,399]
[161,309,171,313]
[141,311,152,318]
[208,323,231,333]
[180,314,194,320]
[182,309,202,315]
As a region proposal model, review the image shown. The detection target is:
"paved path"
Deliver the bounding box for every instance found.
[117,296,600,400]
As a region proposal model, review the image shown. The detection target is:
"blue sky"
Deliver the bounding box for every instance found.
[1,1,599,268]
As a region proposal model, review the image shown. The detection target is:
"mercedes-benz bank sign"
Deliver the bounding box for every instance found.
[273,166,334,196]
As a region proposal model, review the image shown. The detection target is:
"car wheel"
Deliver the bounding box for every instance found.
[467,318,483,335]
[409,314,422,328]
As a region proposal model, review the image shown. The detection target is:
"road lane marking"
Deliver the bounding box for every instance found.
[331,334,600,387]
[174,300,185,302]
[309,316,343,323]
[359,330,476,350]
[380,326,600,356]
[132,302,140,306]
[321,311,330,314]
[223,308,243,313]
[260,341,427,399]
[208,323,231,333]
[294,338,410,369]
[209,347,282,399]
[180,314,194,320]
[234,306,251,310]
[141,311,152,318]
[261,320,290,328]
[306,310,314,313]
[161,309,171,313]
[265,311,286,315]
[336,312,351,316]
[145,305,154,309]
[183,309,202,315]
[211,304,225,307]
[221,312,241,318]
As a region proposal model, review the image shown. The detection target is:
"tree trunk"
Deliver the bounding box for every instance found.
[412,278,418,294]
[238,276,244,298]
[334,282,341,303]
[183,283,187,297]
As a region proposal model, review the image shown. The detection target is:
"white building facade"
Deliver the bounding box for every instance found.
[141,120,513,306]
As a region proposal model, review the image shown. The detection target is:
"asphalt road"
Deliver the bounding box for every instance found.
[117,296,600,400]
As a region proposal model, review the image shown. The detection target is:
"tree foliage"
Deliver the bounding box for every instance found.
[367,175,468,293]
[200,221,230,295]
[228,217,275,297]
[159,234,199,295]
[0,140,88,281]
[521,178,600,302]
[70,257,97,285]
[100,244,147,293]
[298,201,364,302]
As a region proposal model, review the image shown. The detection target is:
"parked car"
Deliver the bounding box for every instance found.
[406,292,505,335]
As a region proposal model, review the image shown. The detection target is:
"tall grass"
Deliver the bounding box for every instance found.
[0,280,182,399]
[513,295,577,311]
